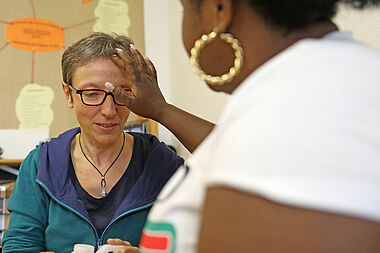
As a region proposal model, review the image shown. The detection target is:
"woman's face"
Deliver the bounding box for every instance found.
[64,58,131,145]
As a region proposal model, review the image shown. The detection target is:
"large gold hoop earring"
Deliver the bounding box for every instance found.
[190,29,244,85]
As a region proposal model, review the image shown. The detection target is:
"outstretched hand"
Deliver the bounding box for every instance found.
[109,43,215,153]
[109,44,168,121]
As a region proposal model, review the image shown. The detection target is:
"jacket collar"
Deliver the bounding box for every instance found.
[37,128,183,220]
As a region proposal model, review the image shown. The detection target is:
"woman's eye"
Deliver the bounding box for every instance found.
[83,91,103,98]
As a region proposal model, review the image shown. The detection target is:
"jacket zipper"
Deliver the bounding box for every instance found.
[37,179,155,249]
[100,202,155,240]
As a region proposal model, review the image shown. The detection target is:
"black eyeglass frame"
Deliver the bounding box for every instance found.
[68,84,127,106]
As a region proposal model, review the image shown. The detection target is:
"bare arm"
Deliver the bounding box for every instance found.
[109,45,214,152]
[198,186,380,253]
[156,103,214,153]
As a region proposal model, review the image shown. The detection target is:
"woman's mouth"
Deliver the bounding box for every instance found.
[96,123,118,130]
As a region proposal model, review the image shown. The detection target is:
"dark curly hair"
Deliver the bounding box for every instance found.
[192,0,380,32]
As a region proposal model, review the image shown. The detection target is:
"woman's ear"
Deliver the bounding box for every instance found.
[202,0,233,33]
[62,82,74,108]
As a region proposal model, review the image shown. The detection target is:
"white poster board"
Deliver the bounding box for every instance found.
[0,129,49,159]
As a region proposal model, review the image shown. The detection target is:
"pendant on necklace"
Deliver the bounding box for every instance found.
[100,187,107,197]
[100,176,107,197]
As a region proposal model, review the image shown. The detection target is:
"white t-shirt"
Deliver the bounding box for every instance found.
[139,32,380,253]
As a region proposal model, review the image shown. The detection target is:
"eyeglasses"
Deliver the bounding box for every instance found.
[68,85,128,106]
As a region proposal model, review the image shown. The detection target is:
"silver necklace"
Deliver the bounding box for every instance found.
[78,132,125,197]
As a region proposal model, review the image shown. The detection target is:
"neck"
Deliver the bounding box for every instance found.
[217,2,338,94]
[78,131,125,166]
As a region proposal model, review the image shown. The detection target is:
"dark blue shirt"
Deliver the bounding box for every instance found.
[68,133,153,237]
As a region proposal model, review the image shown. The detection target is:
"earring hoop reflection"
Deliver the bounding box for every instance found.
[190,28,244,85]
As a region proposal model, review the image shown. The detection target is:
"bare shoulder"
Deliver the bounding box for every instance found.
[199,186,380,253]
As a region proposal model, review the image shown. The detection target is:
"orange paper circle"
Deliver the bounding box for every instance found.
[6,17,65,52]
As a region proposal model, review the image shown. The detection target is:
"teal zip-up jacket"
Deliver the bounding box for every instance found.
[1,128,183,253]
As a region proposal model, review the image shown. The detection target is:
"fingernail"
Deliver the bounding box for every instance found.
[130,44,136,50]
[105,82,115,92]
[115,48,123,52]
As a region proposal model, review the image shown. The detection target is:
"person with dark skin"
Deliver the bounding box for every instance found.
[107,0,380,252]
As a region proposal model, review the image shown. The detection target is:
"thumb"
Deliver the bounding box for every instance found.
[105,82,134,107]
[107,238,132,246]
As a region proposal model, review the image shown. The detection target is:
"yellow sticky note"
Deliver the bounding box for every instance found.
[93,0,131,36]
[15,83,54,129]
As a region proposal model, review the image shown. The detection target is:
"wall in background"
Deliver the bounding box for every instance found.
[0,0,145,138]
[335,4,380,51]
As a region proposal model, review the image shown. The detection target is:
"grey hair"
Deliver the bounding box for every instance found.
[61,32,133,86]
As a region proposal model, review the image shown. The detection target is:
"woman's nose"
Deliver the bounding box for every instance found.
[100,94,117,116]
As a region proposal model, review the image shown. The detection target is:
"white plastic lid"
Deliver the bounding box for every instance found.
[73,244,95,253]
[96,244,124,253]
